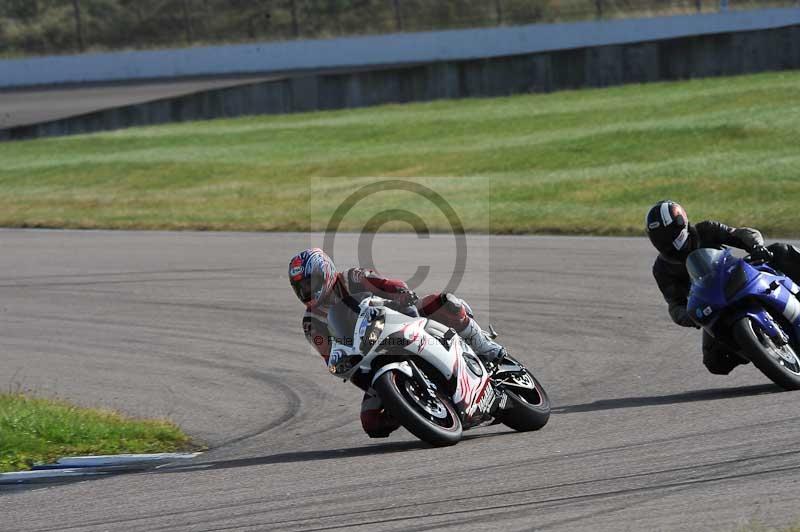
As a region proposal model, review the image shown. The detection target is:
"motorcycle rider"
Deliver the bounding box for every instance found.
[645,200,800,375]
[289,247,505,438]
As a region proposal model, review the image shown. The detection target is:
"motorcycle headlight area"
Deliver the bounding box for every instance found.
[330,352,364,376]
[359,316,386,353]
[724,264,749,300]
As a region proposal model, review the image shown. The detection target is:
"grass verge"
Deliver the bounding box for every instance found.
[0,71,799,235]
[738,522,800,532]
[0,393,195,473]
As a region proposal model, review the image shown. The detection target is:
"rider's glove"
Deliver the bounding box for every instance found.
[671,305,701,329]
[750,245,774,263]
[677,314,701,329]
[395,288,419,308]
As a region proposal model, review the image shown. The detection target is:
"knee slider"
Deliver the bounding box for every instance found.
[442,293,474,318]
[442,293,463,313]
[704,359,734,375]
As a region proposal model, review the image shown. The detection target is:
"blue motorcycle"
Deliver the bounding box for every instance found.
[687,248,800,390]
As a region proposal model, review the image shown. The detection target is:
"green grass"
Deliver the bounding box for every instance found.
[0,393,195,473]
[1,71,799,235]
[738,522,800,532]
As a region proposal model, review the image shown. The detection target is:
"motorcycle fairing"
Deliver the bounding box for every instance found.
[687,249,800,342]
[394,314,492,421]
[343,296,494,422]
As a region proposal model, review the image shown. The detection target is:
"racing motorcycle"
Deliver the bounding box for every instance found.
[327,292,550,446]
[687,248,800,390]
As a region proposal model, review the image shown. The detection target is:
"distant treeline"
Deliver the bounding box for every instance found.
[0,0,788,56]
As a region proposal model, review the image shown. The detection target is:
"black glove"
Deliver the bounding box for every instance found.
[677,314,700,329]
[750,245,774,263]
[671,304,700,329]
[395,288,418,308]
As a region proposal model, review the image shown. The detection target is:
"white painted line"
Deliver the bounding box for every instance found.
[0,469,109,485]
[2,453,203,484]
[52,452,202,468]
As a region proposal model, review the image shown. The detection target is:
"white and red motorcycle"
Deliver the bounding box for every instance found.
[327,292,550,446]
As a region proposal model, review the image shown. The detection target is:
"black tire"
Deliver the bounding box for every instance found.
[495,372,551,432]
[732,317,800,391]
[373,369,462,447]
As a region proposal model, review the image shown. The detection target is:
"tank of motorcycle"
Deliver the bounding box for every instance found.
[380,309,460,380]
[343,297,460,381]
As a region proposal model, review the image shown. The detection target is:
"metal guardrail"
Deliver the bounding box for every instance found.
[2,8,799,89]
[3,17,798,140]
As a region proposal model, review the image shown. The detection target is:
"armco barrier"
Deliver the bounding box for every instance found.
[2,24,799,141]
[2,8,800,89]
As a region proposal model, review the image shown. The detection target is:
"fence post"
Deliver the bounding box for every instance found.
[392,0,403,31]
[289,0,300,37]
[71,0,85,52]
[494,0,503,24]
[595,0,603,19]
[181,0,194,43]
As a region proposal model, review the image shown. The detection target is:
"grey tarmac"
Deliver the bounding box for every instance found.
[1,230,799,532]
[0,77,275,129]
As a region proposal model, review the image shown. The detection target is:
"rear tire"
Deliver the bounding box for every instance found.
[496,372,551,432]
[732,317,800,391]
[373,370,462,447]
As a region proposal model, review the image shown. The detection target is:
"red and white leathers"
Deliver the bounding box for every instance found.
[301,267,501,438]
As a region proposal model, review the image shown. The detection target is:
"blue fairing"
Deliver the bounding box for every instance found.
[686,249,800,343]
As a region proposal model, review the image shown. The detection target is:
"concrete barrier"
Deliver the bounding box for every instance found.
[3,24,799,141]
[1,8,800,89]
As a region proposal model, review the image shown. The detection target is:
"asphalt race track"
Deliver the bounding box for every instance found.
[2,230,800,532]
[0,77,275,129]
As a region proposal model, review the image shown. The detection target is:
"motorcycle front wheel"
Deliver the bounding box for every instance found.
[732,317,800,390]
[494,370,551,432]
[373,369,462,447]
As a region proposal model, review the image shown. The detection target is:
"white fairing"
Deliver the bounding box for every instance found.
[335,296,493,418]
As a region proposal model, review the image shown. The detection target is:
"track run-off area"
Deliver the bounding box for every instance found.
[2,230,800,531]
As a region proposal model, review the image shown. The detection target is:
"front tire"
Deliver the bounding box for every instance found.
[373,370,462,447]
[495,371,551,432]
[732,317,800,390]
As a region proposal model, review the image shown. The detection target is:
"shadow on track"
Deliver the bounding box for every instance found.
[155,430,516,475]
[0,429,517,491]
[553,383,780,414]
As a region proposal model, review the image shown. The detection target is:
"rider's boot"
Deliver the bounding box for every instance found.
[458,318,506,366]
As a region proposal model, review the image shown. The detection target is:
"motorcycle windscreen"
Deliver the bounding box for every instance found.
[687,248,732,285]
[327,292,371,345]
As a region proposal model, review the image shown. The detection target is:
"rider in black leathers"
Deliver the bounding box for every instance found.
[646,200,800,375]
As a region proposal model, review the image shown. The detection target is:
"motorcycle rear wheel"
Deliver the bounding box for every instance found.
[732,317,800,390]
[374,370,462,446]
